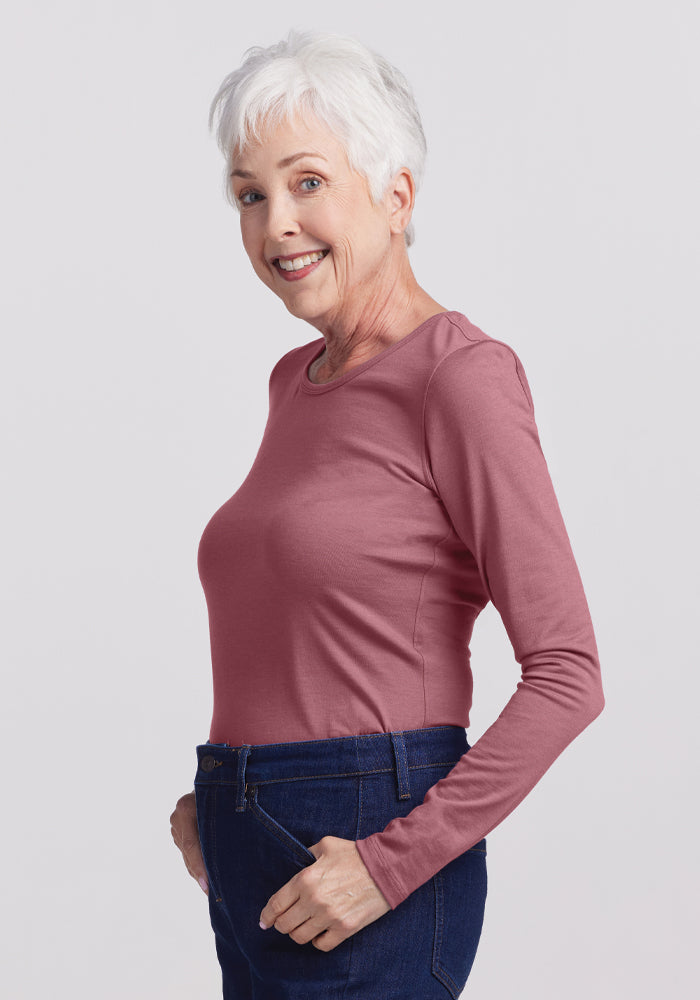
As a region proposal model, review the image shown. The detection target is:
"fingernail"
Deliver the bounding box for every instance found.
[198,877,209,894]
[259,919,269,929]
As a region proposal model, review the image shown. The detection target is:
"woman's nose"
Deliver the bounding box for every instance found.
[264,195,300,241]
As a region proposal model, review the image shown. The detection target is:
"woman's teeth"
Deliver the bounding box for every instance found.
[277,250,327,271]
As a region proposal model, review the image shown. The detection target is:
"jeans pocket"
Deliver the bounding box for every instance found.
[431,839,488,998]
[247,782,318,867]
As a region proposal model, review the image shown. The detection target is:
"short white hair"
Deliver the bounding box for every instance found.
[208,29,427,247]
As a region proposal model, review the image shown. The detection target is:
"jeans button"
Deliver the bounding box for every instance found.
[200,755,216,772]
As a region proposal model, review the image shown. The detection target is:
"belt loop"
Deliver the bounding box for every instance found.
[236,744,252,812]
[389,731,411,800]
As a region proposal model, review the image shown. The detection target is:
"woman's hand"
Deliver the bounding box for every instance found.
[258,836,391,951]
[170,791,209,895]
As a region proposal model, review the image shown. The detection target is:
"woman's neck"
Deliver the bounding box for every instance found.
[308,279,448,385]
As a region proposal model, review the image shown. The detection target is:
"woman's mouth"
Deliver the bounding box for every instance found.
[273,248,329,281]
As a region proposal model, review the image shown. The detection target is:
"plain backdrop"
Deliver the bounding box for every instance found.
[2,1,698,997]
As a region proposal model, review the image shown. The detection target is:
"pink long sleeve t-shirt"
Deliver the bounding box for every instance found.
[197,309,605,910]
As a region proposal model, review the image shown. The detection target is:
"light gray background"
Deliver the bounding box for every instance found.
[2,1,697,997]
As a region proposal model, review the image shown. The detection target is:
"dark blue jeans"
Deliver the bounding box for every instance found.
[194,725,487,999]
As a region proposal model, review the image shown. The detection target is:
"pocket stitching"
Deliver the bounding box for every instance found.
[431,870,462,999]
[195,783,224,903]
[431,843,487,997]
[248,785,317,866]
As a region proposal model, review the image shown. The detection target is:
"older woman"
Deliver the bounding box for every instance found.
[170,29,605,999]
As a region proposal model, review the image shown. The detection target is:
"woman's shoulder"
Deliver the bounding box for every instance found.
[424,311,535,413]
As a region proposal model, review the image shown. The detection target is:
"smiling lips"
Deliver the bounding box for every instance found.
[273,248,329,279]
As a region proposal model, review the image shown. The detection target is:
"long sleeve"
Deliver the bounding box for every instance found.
[354,340,605,909]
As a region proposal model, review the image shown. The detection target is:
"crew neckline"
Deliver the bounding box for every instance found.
[300,310,459,394]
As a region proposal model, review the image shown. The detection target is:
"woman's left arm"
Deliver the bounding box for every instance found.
[354,339,606,910]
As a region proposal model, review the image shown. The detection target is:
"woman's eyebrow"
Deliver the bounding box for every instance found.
[231,152,329,178]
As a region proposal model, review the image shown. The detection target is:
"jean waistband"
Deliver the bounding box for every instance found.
[195,725,469,812]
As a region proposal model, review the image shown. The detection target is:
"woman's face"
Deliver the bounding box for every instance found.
[230,113,401,331]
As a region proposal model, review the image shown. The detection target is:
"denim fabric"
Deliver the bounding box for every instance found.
[194,725,487,999]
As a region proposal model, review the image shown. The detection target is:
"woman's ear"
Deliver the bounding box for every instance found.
[386,168,415,237]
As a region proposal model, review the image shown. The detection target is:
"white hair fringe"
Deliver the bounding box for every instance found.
[208,29,427,247]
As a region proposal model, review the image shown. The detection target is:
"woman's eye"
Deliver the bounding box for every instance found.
[300,176,322,192]
[238,190,263,206]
